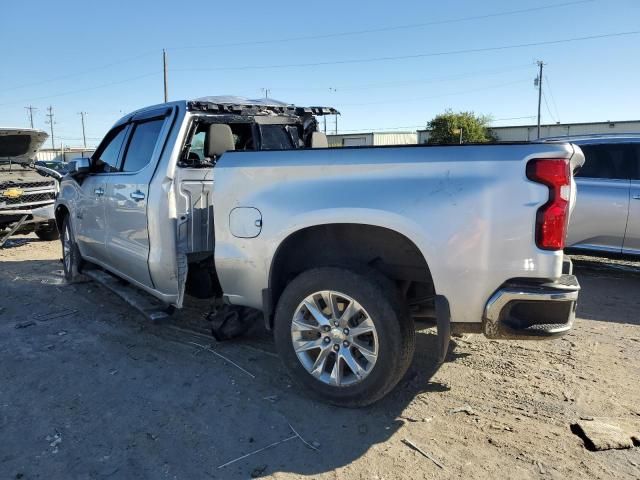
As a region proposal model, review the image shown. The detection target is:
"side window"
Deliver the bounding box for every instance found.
[576,144,632,180]
[92,126,128,173]
[121,119,165,173]
[188,131,206,161]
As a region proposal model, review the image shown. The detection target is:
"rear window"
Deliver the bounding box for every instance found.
[260,125,294,150]
[575,144,633,180]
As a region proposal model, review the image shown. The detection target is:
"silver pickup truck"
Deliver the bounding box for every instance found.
[55,97,584,406]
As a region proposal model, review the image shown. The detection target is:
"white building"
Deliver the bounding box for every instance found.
[327,131,417,147]
[35,147,95,162]
[418,119,640,144]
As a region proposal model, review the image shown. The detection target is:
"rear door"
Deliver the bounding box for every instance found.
[75,125,129,263]
[104,110,170,288]
[567,143,632,253]
[623,143,640,254]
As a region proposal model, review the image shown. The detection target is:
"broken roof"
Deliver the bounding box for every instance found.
[189,96,339,116]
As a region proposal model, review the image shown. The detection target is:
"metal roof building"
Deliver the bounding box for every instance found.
[327,132,417,147]
[418,119,640,143]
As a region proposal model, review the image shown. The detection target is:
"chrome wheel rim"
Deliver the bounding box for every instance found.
[291,290,379,387]
[62,225,72,273]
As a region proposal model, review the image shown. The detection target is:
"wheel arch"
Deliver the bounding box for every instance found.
[54,203,70,232]
[265,223,435,329]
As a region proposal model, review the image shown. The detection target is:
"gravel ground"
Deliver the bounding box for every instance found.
[1,237,639,479]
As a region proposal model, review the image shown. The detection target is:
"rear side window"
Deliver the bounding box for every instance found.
[121,119,165,172]
[576,144,633,180]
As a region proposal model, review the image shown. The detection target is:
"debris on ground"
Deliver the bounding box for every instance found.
[402,438,444,469]
[33,308,77,321]
[449,404,477,416]
[15,320,36,329]
[250,464,267,478]
[571,419,639,451]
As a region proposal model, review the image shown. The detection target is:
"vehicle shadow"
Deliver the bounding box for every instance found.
[0,258,458,480]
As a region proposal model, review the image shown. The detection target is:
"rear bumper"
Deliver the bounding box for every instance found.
[483,274,580,339]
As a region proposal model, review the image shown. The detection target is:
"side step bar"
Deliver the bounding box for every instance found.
[83,269,171,323]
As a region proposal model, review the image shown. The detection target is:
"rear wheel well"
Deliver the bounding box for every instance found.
[268,224,435,327]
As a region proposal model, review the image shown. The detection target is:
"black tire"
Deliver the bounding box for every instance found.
[35,224,60,241]
[273,267,415,407]
[60,215,83,282]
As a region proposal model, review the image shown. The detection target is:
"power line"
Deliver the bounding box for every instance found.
[542,90,557,124]
[168,0,594,51]
[173,30,640,73]
[0,72,160,108]
[543,75,562,122]
[338,79,530,107]
[269,64,532,93]
[2,51,157,93]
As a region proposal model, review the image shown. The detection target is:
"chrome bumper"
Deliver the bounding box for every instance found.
[483,274,580,339]
[0,203,55,224]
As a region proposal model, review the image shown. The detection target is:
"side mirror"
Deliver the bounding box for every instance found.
[69,157,91,174]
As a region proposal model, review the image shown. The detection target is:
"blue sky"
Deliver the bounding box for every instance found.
[1,0,639,147]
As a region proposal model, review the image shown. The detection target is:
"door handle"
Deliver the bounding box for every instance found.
[94,187,104,197]
[130,190,146,201]
[633,195,640,200]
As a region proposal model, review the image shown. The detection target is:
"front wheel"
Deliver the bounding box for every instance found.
[274,267,415,407]
[61,216,83,282]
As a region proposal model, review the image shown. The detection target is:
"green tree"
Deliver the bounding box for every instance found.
[426,110,496,144]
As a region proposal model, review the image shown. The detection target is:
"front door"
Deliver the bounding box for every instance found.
[75,125,129,263]
[567,143,632,254]
[104,115,168,288]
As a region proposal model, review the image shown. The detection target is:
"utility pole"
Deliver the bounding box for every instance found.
[163,49,168,102]
[335,114,338,135]
[262,88,271,99]
[25,106,37,128]
[45,106,55,150]
[78,111,87,148]
[323,116,327,134]
[535,60,544,139]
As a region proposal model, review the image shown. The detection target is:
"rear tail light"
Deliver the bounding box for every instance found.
[526,158,571,250]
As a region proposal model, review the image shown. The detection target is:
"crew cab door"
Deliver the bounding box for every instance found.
[104,109,170,288]
[75,125,129,263]
[623,144,640,254]
[567,143,632,253]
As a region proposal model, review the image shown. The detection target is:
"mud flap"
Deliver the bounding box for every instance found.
[435,295,451,364]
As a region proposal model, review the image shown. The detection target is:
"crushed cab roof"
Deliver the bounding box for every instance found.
[188,96,339,116]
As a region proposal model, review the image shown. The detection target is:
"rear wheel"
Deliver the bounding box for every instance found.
[274,267,414,407]
[61,216,83,282]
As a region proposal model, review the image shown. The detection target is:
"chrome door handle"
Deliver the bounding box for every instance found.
[633,195,640,200]
[130,190,145,201]
[94,187,104,196]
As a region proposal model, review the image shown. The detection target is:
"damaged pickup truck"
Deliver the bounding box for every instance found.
[55,96,584,406]
[1,128,60,244]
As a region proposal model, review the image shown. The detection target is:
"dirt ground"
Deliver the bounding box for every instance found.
[1,236,639,479]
